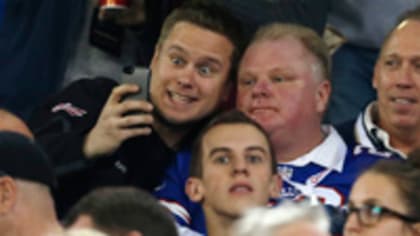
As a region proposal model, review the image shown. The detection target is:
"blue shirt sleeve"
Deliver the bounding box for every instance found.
[153,150,207,235]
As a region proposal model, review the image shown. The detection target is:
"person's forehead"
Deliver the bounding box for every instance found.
[202,123,269,151]
[383,20,420,54]
[350,173,404,209]
[163,21,233,54]
[241,37,316,70]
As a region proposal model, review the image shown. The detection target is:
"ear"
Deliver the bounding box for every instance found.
[0,176,18,215]
[185,177,205,203]
[372,61,381,90]
[269,174,282,199]
[315,79,331,114]
[150,44,162,70]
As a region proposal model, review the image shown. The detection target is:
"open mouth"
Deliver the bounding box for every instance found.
[168,91,197,104]
[391,97,416,105]
[229,183,253,194]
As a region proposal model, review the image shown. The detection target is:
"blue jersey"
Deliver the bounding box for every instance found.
[154,128,398,235]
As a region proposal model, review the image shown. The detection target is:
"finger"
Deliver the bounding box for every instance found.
[119,126,153,140]
[117,113,154,128]
[116,99,153,116]
[108,84,140,104]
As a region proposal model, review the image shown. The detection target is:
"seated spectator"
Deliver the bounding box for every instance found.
[183,110,280,236]
[337,6,420,158]
[28,0,244,216]
[0,0,86,119]
[62,0,171,87]
[232,201,330,236]
[64,186,178,236]
[0,109,33,139]
[325,1,419,125]
[0,131,62,236]
[344,149,420,235]
[236,23,393,207]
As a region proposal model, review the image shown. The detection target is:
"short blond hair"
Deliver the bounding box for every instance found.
[251,23,330,81]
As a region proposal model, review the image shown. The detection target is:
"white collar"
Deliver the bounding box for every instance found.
[356,102,406,158]
[282,125,347,172]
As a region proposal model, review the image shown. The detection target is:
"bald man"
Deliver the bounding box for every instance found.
[0,109,33,138]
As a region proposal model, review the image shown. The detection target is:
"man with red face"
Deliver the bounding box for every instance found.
[28,0,243,216]
[236,23,396,234]
[336,7,420,159]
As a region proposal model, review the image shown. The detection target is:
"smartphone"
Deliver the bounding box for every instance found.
[121,66,150,101]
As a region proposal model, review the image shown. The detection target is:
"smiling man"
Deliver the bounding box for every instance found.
[337,6,420,158]
[28,0,244,216]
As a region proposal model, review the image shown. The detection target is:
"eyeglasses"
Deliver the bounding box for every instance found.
[347,203,419,227]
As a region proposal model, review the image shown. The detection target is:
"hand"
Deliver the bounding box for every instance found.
[83,84,153,159]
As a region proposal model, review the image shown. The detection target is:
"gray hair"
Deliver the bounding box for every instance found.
[232,201,330,236]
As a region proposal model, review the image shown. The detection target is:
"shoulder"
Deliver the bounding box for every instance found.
[348,144,395,161]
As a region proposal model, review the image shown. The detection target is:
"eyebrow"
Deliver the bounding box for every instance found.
[167,45,224,68]
[208,146,268,157]
[209,147,231,157]
[245,146,269,155]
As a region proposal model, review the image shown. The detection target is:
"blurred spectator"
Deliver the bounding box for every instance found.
[337,6,420,158]
[64,187,178,236]
[344,150,420,235]
[0,0,86,119]
[0,131,62,236]
[0,109,33,139]
[65,228,109,236]
[0,0,4,27]
[233,201,330,236]
[62,0,183,87]
[216,0,330,40]
[325,0,419,124]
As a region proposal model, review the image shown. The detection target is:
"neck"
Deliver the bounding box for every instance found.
[385,125,420,156]
[375,106,420,155]
[153,120,189,149]
[270,124,326,163]
[204,209,236,236]
[7,216,62,236]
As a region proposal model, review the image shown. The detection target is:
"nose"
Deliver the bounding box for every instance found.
[176,65,195,89]
[250,78,271,96]
[344,211,361,235]
[231,157,249,176]
[396,63,415,89]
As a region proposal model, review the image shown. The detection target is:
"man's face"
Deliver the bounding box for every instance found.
[373,20,420,130]
[150,22,234,125]
[236,37,329,135]
[187,123,279,219]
